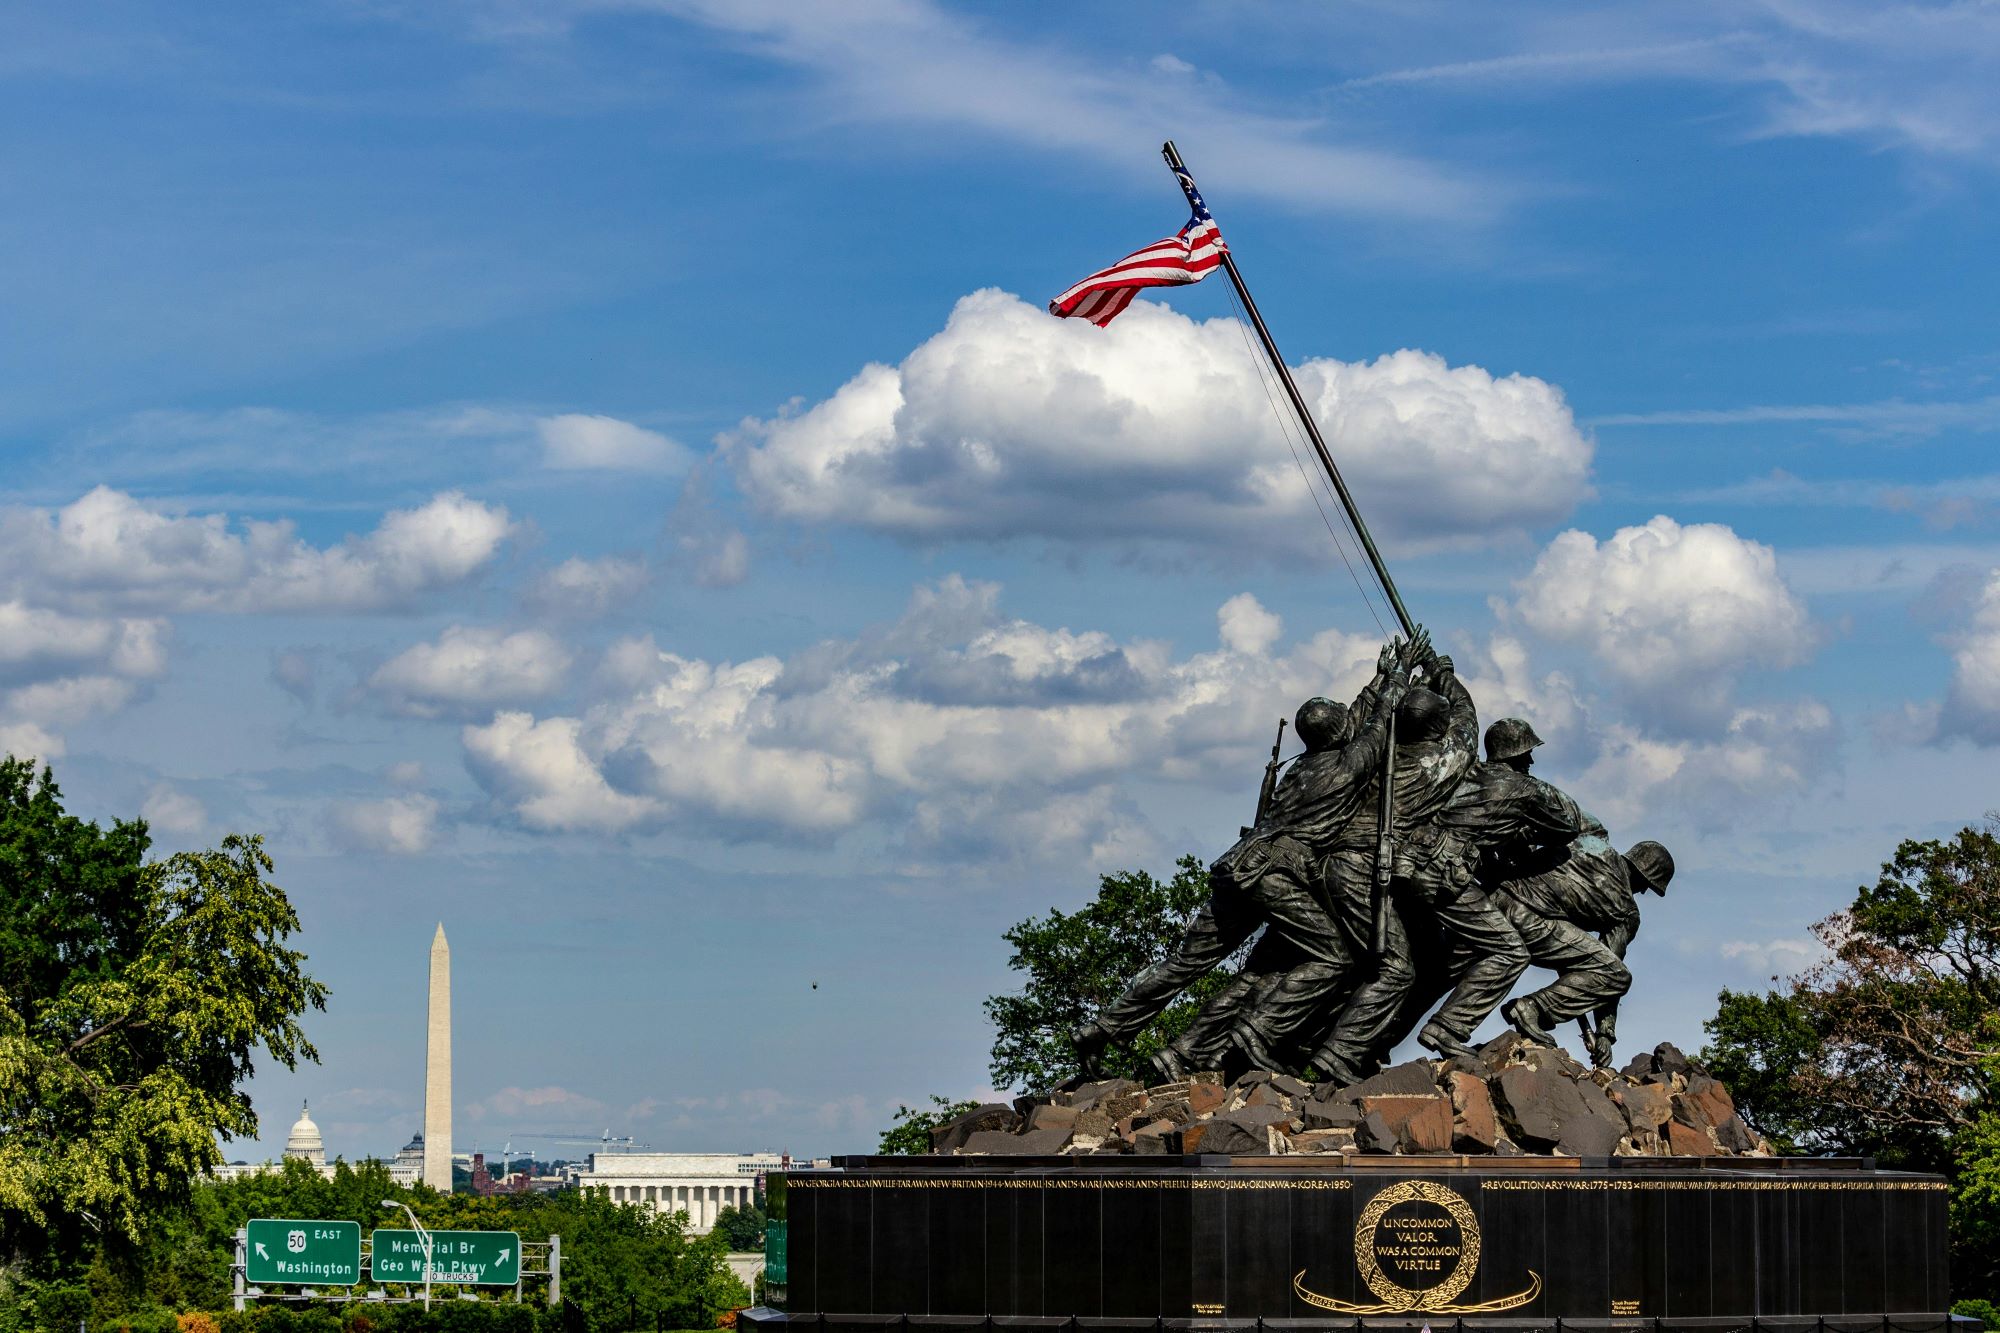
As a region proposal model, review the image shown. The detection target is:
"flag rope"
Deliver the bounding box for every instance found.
[1218,279,1388,638]
[1161,140,1416,639]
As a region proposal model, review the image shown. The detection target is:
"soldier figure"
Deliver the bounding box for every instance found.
[1307,651,1534,1079]
[1071,635,1420,1082]
[1480,718,1676,1068]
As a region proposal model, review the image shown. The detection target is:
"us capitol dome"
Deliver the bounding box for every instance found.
[284,1101,327,1168]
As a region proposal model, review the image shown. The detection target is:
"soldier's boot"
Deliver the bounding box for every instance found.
[1308,1048,1368,1089]
[1146,1046,1189,1086]
[1502,996,1558,1047]
[1416,1021,1480,1063]
[1229,1022,1285,1077]
[1071,1019,1113,1075]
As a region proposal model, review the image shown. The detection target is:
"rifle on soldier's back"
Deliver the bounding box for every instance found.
[1245,718,1289,835]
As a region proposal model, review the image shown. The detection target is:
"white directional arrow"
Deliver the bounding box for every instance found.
[255,1242,270,1261]
[497,1248,511,1265]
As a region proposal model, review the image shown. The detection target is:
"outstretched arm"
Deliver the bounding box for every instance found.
[1335,667,1410,782]
[1438,665,1477,755]
[1348,630,1427,719]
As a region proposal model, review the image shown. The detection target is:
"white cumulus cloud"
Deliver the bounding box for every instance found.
[0,721,63,763]
[523,555,650,619]
[538,414,691,472]
[370,626,573,718]
[730,290,1593,560]
[1720,935,1826,980]
[1936,568,2000,745]
[467,1084,605,1123]
[0,601,167,755]
[1455,631,1835,829]
[142,784,208,834]
[0,601,166,685]
[0,487,514,614]
[330,792,443,855]
[463,712,662,833]
[461,576,1388,862]
[1577,699,1838,828]
[1510,515,1814,726]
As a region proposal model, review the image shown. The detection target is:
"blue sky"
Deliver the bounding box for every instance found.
[7,0,2000,1161]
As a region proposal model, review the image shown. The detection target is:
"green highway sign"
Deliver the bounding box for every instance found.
[370,1229,521,1286]
[245,1219,361,1286]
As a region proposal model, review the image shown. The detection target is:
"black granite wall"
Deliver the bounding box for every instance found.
[754,1158,1950,1327]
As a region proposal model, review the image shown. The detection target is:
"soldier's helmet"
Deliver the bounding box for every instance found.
[1623,840,1675,895]
[1395,687,1452,743]
[1484,717,1544,763]
[1294,696,1348,751]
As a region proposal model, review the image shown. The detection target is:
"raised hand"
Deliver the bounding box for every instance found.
[1405,625,1434,669]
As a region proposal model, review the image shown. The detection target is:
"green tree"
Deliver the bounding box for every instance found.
[1701,819,2000,1297]
[709,1202,766,1252]
[1701,821,2000,1168]
[544,1189,747,1331]
[983,854,1237,1092]
[877,1096,979,1155]
[0,758,328,1267]
[1697,988,1826,1154]
[50,1164,752,1331]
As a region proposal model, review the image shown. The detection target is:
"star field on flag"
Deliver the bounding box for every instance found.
[1049,176,1227,327]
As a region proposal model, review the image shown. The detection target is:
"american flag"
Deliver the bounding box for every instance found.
[1049,174,1227,327]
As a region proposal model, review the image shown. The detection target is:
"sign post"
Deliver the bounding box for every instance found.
[244,1219,361,1287]
[371,1229,522,1287]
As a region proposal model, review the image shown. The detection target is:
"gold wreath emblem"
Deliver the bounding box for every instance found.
[1292,1179,1542,1315]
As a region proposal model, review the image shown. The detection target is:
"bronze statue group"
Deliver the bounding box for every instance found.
[1074,629,1674,1087]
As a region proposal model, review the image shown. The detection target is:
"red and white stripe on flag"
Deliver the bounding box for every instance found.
[1048,216,1226,327]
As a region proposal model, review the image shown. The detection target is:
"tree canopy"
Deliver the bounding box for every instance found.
[0,760,328,1264]
[708,1202,767,1253]
[877,1096,980,1155]
[982,854,1240,1092]
[1702,820,2000,1167]
[6,1156,751,1333]
[1701,819,2000,1298]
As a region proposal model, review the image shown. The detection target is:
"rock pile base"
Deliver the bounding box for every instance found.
[931,1037,1770,1158]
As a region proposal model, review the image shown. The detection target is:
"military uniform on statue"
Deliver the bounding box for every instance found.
[747,139,1956,1333]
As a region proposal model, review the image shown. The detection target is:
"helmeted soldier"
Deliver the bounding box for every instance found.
[1495,816,1675,1068]
[1307,650,1532,1079]
[1071,636,1418,1082]
[1483,717,1542,771]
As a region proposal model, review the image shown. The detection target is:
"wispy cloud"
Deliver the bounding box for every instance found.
[1338,37,1745,91]
[506,0,1501,222]
[1591,395,2000,437]
[1777,541,2000,596]
[1672,470,2000,529]
[1332,1,2000,165]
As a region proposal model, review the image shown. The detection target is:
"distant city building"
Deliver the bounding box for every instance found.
[209,1103,337,1181]
[574,1152,785,1232]
[285,1102,327,1168]
[389,1132,426,1186]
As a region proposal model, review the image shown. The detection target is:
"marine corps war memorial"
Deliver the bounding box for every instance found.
[742,143,1957,1333]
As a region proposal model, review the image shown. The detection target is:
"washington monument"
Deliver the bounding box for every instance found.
[424,923,452,1191]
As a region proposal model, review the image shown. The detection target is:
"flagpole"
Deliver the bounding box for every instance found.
[1160,140,1416,640]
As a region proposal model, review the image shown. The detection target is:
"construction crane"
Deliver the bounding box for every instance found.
[510,1130,649,1154]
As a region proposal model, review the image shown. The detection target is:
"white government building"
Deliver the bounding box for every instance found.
[574,1152,785,1231]
[210,1103,338,1181]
